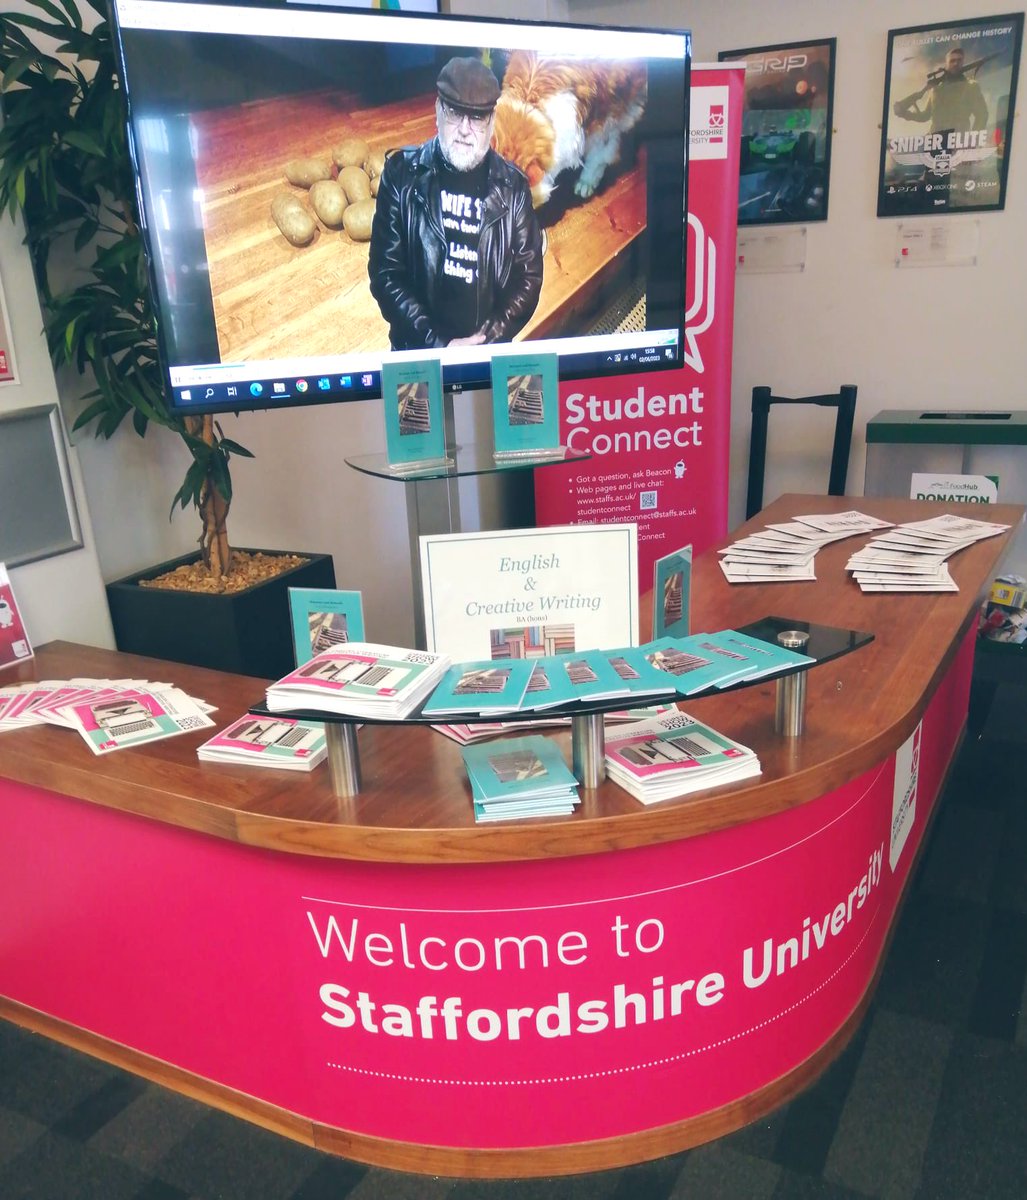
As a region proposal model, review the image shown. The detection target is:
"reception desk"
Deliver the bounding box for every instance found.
[0,495,1021,1178]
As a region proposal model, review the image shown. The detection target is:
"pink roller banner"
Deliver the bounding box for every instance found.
[535,65,744,584]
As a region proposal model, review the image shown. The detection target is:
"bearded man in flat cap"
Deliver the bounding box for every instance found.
[369,56,543,350]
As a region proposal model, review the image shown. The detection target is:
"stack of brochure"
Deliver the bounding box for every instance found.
[0,676,214,755]
[719,511,894,584]
[846,513,1010,592]
[605,711,761,804]
[461,735,580,822]
[265,642,450,719]
[197,714,326,771]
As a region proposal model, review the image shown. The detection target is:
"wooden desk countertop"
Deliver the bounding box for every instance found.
[1,495,1020,865]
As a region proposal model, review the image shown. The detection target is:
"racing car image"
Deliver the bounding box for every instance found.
[740,127,816,171]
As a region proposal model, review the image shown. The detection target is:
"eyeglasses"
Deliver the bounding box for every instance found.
[438,100,492,131]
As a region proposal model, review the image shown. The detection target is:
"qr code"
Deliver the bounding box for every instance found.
[639,490,658,511]
[177,715,209,731]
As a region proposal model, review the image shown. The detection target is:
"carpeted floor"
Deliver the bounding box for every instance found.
[2,674,1025,1199]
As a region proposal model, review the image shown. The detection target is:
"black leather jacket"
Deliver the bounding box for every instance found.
[368,139,543,350]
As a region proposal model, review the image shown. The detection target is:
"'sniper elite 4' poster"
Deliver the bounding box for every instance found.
[878,14,1023,217]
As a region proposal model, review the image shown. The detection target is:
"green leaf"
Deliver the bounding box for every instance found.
[219,438,254,459]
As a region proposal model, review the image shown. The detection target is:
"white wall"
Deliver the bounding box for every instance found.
[0,214,114,651]
[568,0,1027,528]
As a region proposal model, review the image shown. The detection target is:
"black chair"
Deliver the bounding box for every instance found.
[745,384,858,520]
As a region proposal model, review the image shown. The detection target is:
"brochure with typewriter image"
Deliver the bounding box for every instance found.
[266,643,451,718]
[65,687,214,755]
[0,562,32,670]
[604,646,680,698]
[606,712,753,776]
[197,714,326,770]
[490,351,560,458]
[422,658,535,717]
[381,357,448,469]
[288,588,365,666]
[420,524,638,660]
[703,629,814,681]
[557,649,632,702]
[653,545,692,640]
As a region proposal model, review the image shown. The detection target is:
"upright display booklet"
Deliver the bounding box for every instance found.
[381,357,449,471]
[490,351,560,460]
[653,545,692,640]
[0,563,32,669]
[288,588,365,666]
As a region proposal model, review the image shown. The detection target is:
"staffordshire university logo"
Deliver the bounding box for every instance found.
[690,85,729,161]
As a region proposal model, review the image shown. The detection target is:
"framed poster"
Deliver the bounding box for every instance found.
[878,14,1023,217]
[718,38,835,225]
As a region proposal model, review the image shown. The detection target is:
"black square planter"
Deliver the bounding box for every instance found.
[106,550,336,680]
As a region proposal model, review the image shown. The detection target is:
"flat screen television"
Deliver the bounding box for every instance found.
[110,0,691,415]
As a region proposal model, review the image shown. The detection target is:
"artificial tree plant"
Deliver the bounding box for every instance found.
[0,0,251,581]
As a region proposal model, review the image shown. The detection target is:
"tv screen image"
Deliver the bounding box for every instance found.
[111,1,690,414]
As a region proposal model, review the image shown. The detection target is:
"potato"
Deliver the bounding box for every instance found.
[271,193,316,246]
[339,165,372,204]
[284,158,331,188]
[343,198,376,242]
[333,138,370,170]
[308,179,349,228]
[366,148,387,179]
[370,174,380,198]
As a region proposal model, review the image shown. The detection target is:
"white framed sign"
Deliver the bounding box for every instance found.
[419,524,639,659]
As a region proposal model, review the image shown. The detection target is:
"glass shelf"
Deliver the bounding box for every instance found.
[249,616,873,731]
[249,617,875,797]
[345,442,590,483]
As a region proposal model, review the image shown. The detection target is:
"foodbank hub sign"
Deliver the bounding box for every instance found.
[910,473,998,504]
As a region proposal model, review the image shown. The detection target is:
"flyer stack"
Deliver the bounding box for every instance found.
[0,676,214,754]
[604,711,761,804]
[845,513,1010,593]
[197,715,326,771]
[461,735,580,822]
[719,511,894,583]
[266,643,450,719]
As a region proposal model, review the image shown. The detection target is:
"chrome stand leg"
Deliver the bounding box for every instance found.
[775,630,811,737]
[325,724,361,796]
[572,712,606,789]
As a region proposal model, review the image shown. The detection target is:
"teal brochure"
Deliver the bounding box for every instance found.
[653,545,692,640]
[642,636,748,696]
[381,357,446,467]
[422,658,534,716]
[462,735,578,801]
[519,659,578,710]
[603,646,679,697]
[702,629,814,682]
[288,588,365,666]
[490,352,560,457]
[555,649,632,702]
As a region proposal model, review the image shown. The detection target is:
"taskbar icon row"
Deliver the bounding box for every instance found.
[177,372,380,407]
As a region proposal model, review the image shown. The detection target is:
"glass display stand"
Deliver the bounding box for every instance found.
[250,617,873,799]
[345,440,589,647]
